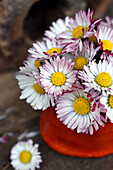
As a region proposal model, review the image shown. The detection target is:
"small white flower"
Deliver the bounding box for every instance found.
[28,39,64,60]
[96,26,113,55]
[79,60,113,95]
[56,88,104,135]
[16,62,54,110]
[58,8,100,52]
[39,56,76,97]
[10,139,42,170]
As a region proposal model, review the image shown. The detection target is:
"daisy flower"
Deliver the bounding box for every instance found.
[56,88,105,135]
[79,60,113,95]
[39,56,76,97]
[96,26,113,55]
[10,139,42,170]
[44,16,73,40]
[72,40,99,71]
[100,94,113,121]
[58,8,101,52]
[16,62,54,110]
[28,39,65,60]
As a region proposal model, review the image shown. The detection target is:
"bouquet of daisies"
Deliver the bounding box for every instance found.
[16,8,113,135]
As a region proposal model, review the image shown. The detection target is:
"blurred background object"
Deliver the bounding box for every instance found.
[0,0,112,71]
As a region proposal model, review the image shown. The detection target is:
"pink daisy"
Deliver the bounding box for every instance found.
[39,56,76,97]
[79,60,113,96]
[58,8,101,52]
[28,39,65,60]
[56,88,105,135]
[96,26,113,55]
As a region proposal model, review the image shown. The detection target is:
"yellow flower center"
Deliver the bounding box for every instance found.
[47,47,62,56]
[95,72,112,87]
[72,26,87,39]
[35,60,43,69]
[33,83,45,94]
[102,40,113,51]
[19,151,31,164]
[73,97,91,115]
[88,34,97,43]
[74,56,87,70]
[108,95,113,108]
[51,72,66,86]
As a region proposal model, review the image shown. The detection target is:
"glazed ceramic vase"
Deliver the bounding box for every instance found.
[40,107,113,158]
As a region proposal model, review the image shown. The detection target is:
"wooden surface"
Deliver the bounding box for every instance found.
[0,71,113,170]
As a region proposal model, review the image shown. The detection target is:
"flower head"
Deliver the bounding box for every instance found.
[28,39,65,60]
[96,26,113,55]
[39,56,76,97]
[56,88,105,135]
[79,60,113,95]
[10,139,42,170]
[58,8,101,52]
[16,62,54,110]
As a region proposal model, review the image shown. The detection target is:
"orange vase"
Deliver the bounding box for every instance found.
[40,106,113,158]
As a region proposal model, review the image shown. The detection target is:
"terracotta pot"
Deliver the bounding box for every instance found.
[40,107,113,158]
